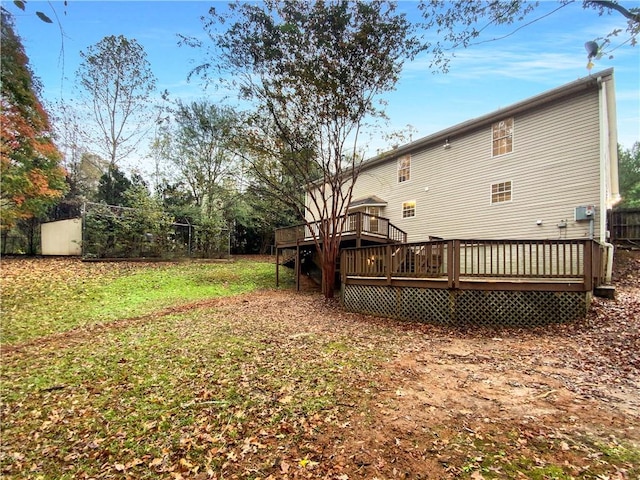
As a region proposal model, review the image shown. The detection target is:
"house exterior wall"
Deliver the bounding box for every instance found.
[41,218,82,256]
[349,86,606,242]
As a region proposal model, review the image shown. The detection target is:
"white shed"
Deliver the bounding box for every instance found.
[41,218,82,256]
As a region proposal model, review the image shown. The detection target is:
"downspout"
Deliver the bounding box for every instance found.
[597,75,616,284]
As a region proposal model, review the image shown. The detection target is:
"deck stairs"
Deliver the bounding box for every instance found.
[276,212,408,289]
[279,247,322,285]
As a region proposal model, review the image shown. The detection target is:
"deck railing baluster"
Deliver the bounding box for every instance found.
[342,239,597,289]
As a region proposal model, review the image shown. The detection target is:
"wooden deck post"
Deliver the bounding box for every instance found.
[450,240,459,289]
[386,244,392,285]
[584,240,593,292]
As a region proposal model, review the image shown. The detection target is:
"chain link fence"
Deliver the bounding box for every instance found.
[82,202,230,259]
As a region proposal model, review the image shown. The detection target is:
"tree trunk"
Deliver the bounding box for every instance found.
[26,217,38,256]
[320,244,338,299]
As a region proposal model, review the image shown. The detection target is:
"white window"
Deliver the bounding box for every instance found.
[367,206,380,233]
[491,181,512,204]
[398,155,410,183]
[492,118,514,156]
[402,200,416,218]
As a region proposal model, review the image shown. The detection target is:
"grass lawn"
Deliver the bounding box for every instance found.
[1,258,283,344]
[1,256,638,479]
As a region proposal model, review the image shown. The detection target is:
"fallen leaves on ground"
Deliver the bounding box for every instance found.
[1,252,638,479]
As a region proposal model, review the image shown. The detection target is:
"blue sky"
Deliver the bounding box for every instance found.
[5,0,640,174]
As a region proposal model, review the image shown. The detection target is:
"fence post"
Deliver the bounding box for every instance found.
[81,202,87,258]
[276,247,280,287]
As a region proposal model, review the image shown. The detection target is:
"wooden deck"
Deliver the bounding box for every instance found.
[275,213,610,304]
[275,211,407,248]
[275,212,407,290]
[340,239,609,326]
[341,239,607,293]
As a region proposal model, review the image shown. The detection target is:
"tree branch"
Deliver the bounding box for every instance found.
[587,1,640,24]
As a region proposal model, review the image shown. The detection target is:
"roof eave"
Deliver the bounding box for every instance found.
[362,68,614,170]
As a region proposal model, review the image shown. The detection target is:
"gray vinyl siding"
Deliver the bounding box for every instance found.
[351,89,603,241]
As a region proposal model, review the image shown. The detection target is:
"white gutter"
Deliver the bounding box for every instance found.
[597,76,615,284]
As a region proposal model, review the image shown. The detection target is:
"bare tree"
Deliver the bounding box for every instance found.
[76,35,156,170]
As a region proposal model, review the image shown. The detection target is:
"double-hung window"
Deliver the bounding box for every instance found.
[492,118,514,156]
[402,200,416,218]
[491,181,512,204]
[398,155,410,183]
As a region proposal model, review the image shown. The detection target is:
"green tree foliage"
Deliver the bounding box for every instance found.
[156,180,199,223]
[193,0,424,297]
[235,184,298,254]
[119,185,174,256]
[192,216,229,258]
[83,188,174,259]
[618,142,640,208]
[0,9,67,235]
[419,0,640,71]
[48,152,107,227]
[95,165,132,206]
[76,35,156,169]
[161,100,239,220]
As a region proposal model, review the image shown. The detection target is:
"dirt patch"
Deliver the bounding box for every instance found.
[1,253,638,478]
[313,250,640,478]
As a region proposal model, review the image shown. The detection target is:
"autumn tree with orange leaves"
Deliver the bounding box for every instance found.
[1,8,67,234]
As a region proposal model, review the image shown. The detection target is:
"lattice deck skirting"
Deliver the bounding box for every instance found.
[342,284,589,327]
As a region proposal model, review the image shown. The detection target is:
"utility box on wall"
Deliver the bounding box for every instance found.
[41,218,82,256]
[575,205,596,222]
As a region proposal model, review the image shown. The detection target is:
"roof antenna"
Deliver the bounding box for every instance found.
[584,41,599,72]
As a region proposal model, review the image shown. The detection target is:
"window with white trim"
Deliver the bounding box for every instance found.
[397,155,410,183]
[492,118,514,156]
[367,206,380,233]
[491,181,512,204]
[402,200,416,218]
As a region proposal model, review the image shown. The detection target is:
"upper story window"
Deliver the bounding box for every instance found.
[491,181,512,204]
[398,155,410,183]
[492,118,514,157]
[402,200,416,218]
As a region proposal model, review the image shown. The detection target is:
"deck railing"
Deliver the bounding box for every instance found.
[341,241,450,278]
[457,239,585,278]
[275,212,407,246]
[341,239,604,291]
